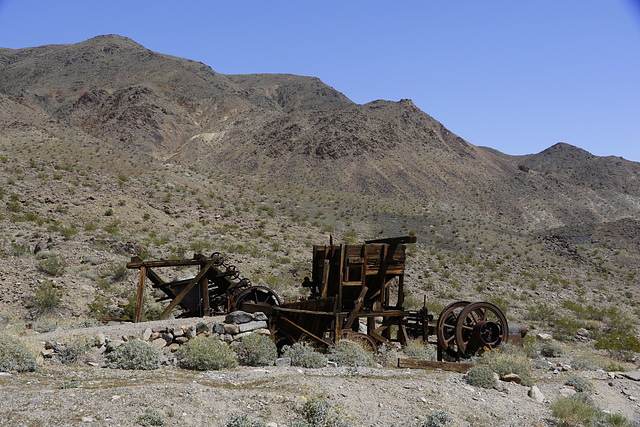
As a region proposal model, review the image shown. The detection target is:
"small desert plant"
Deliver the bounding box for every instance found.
[226,413,266,427]
[137,408,164,426]
[473,346,533,386]
[0,334,37,372]
[281,342,327,368]
[466,365,497,389]
[404,339,437,361]
[108,339,161,370]
[178,337,238,370]
[539,340,565,357]
[420,409,454,427]
[100,262,130,283]
[56,337,92,364]
[551,315,583,341]
[235,333,277,366]
[32,318,58,332]
[59,380,79,389]
[565,374,594,394]
[570,356,602,371]
[329,339,375,368]
[33,279,63,312]
[36,253,67,277]
[551,395,598,426]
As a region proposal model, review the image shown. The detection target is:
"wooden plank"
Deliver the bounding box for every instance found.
[126,256,221,269]
[145,268,166,287]
[277,316,330,347]
[397,358,477,373]
[344,286,368,329]
[337,244,344,309]
[157,261,214,320]
[200,274,209,316]
[133,266,147,323]
[320,259,330,298]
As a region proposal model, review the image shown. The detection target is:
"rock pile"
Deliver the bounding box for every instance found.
[39,311,270,366]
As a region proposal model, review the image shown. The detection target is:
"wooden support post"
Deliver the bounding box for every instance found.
[201,274,210,316]
[133,266,147,323]
[320,259,330,298]
[344,286,368,330]
[337,244,344,310]
[158,261,215,320]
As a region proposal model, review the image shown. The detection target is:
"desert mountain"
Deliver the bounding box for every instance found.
[1,34,639,233]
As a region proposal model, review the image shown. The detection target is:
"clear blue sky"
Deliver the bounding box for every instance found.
[1,0,639,162]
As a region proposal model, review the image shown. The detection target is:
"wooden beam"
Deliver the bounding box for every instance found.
[344,286,368,330]
[157,261,215,320]
[133,266,147,323]
[397,358,478,373]
[320,258,330,298]
[277,316,331,347]
[126,255,221,269]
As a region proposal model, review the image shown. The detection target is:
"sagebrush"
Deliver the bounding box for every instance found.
[178,337,238,370]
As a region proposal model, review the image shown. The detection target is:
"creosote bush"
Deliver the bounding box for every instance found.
[36,253,67,277]
[178,337,238,370]
[329,339,375,368]
[0,334,37,372]
[466,365,497,389]
[235,333,277,366]
[281,342,327,368]
[108,339,161,370]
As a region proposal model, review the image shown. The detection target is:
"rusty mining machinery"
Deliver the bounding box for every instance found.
[127,236,527,359]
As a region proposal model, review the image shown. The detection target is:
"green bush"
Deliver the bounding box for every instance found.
[0,334,37,372]
[329,339,375,368]
[594,330,640,362]
[420,409,453,427]
[33,279,63,311]
[235,333,277,366]
[473,346,533,386]
[281,342,327,368]
[36,253,67,277]
[404,340,436,361]
[108,340,161,370]
[551,395,598,426]
[137,408,164,426]
[226,413,266,427]
[565,374,594,394]
[570,356,602,371]
[466,366,497,389]
[551,315,583,341]
[298,394,353,427]
[539,340,564,358]
[32,318,58,332]
[178,337,238,370]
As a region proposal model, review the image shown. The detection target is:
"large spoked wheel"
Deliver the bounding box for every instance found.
[340,330,378,353]
[233,285,281,311]
[454,302,508,357]
[436,301,470,359]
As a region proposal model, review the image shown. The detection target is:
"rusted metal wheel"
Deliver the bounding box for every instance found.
[340,330,378,353]
[225,265,240,280]
[233,285,281,310]
[454,301,508,357]
[436,300,470,359]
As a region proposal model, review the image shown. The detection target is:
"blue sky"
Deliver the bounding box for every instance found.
[1,0,639,161]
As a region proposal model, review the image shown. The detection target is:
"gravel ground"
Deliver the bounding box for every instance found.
[1,318,638,426]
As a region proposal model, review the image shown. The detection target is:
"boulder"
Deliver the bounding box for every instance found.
[238,320,268,333]
[528,386,544,403]
[141,327,152,341]
[225,311,254,324]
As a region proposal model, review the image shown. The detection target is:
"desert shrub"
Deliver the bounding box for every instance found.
[178,337,238,370]
[329,339,375,367]
[539,340,565,358]
[32,318,58,332]
[466,365,497,389]
[137,408,164,426]
[36,253,67,277]
[527,302,554,322]
[59,380,79,389]
[551,315,583,341]
[108,339,161,370]
[552,395,598,426]
[473,346,533,386]
[0,334,37,372]
[56,337,92,364]
[33,279,63,312]
[68,318,102,329]
[570,356,602,371]
[235,333,277,366]
[404,340,437,361]
[420,409,454,427]
[565,374,594,394]
[594,330,640,362]
[281,342,327,368]
[297,394,352,427]
[100,262,129,283]
[226,413,265,427]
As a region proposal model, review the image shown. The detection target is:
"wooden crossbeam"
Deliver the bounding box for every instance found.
[157,261,215,320]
